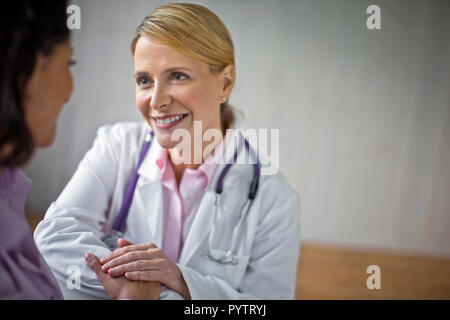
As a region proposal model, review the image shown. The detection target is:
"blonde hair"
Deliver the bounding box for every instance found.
[131,3,236,130]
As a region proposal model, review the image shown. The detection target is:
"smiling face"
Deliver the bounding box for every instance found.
[134,36,234,151]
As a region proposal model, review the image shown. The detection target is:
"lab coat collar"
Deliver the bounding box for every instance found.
[136,135,164,183]
[133,135,165,247]
[133,180,164,248]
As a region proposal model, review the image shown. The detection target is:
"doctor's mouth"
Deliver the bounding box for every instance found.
[152,112,190,129]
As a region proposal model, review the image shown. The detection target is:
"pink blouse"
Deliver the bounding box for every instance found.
[154,134,228,263]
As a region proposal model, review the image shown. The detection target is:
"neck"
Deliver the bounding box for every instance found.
[169,122,225,185]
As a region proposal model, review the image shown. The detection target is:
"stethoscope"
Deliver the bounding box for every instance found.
[102,130,260,266]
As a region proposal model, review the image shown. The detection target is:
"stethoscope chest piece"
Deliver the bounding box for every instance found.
[199,249,239,265]
[102,229,124,251]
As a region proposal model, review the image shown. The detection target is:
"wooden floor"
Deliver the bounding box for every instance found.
[296,243,450,299]
[26,214,450,300]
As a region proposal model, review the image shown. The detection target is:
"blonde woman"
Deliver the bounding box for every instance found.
[34,3,301,300]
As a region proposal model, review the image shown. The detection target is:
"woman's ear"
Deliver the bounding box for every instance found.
[221,64,235,97]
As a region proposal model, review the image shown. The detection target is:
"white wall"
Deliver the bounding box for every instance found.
[24,0,450,258]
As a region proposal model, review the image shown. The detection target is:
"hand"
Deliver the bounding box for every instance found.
[85,252,161,300]
[100,239,191,300]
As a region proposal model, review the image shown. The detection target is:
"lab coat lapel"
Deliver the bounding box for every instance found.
[134,179,164,248]
[133,136,165,248]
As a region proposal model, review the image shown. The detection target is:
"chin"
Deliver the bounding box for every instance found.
[36,128,57,148]
[154,134,183,150]
[148,118,192,150]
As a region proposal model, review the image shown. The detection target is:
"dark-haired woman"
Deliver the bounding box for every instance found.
[0,0,73,300]
[0,1,160,300]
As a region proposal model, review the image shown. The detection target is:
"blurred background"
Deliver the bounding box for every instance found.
[24,0,450,299]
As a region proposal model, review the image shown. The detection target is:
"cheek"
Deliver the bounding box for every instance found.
[136,89,150,116]
[194,94,221,127]
[45,64,72,109]
[179,85,216,117]
[25,68,70,147]
[65,68,74,100]
[178,88,200,111]
[47,68,71,118]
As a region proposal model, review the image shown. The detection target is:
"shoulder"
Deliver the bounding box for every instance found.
[86,122,150,164]
[95,121,149,145]
[0,198,32,251]
[259,171,300,212]
[230,128,300,210]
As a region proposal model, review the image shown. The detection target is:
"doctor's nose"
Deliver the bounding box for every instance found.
[149,84,172,111]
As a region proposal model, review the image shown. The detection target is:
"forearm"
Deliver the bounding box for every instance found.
[34,211,112,299]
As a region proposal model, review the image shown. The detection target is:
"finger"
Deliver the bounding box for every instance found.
[85,253,108,282]
[100,242,157,264]
[102,249,159,272]
[99,238,134,264]
[101,243,157,264]
[125,270,164,283]
[107,258,165,277]
[117,238,134,248]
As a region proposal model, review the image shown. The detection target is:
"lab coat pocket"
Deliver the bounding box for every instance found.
[202,248,250,289]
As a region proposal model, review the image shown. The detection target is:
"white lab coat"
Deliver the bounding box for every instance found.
[34,121,301,300]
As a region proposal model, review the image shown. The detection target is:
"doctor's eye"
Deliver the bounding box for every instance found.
[171,72,189,81]
[137,77,152,87]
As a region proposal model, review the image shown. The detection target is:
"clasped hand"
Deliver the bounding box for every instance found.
[85,238,191,300]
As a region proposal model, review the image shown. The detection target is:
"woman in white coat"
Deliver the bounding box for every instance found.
[34,3,301,300]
